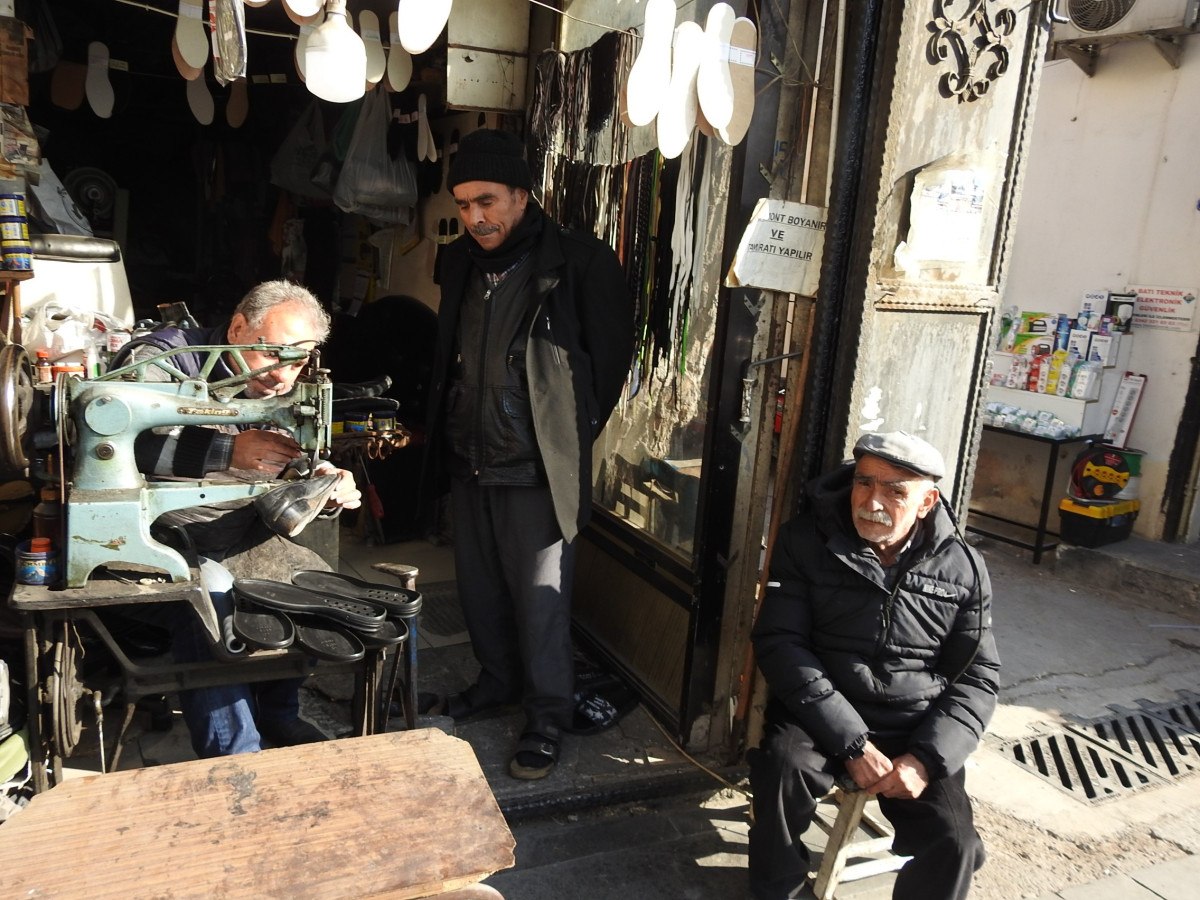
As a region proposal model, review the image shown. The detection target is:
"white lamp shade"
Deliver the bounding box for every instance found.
[304,9,367,103]
[397,0,452,55]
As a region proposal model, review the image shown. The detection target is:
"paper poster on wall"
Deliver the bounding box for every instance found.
[725,199,827,296]
[1129,285,1198,332]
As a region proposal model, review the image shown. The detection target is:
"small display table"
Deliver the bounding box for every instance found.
[967,425,1100,564]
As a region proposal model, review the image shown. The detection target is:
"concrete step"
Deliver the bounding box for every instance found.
[1053,535,1200,620]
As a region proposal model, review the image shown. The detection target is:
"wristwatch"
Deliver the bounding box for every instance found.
[841,735,868,760]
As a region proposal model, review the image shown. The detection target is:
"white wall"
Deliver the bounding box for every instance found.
[1005,38,1200,539]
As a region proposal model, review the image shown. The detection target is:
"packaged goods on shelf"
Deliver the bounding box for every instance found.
[982,401,1081,439]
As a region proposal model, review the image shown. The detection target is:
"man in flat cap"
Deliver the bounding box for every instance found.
[423,129,634,778]
[747,431,1000,899]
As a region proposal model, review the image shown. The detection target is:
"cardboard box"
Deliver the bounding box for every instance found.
[1019,311,1057,335]
[1011,332,1055,358]
[1078,290,1108,331]
[1106,292,1136,333]
[1087,332,1120,367]
[1066,329,1090,358]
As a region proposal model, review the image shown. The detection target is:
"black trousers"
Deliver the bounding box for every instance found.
[747,714,985,900]
[449,477,576,735]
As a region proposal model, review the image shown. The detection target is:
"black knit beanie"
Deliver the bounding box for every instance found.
[447,128,533,191]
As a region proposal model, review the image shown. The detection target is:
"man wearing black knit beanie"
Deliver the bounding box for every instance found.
[422,129,634,779]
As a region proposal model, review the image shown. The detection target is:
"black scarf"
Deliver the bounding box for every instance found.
[466,200,544,274]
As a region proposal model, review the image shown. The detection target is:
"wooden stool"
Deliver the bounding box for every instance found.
[809,787,910,900]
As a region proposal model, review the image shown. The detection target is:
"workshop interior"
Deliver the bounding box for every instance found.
[0,0,532,803]
[0,0,771,811]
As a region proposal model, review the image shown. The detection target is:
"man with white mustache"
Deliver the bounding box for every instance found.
[748,431,1000,900]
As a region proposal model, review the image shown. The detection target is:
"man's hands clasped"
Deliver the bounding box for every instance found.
[844,742,930,800]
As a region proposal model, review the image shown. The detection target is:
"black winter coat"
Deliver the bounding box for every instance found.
[752,463,1000,779]
[427,212,634,542]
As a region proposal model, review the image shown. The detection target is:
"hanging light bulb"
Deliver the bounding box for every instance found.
[304,0,367,103]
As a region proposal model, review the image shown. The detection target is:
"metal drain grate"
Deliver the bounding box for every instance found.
[993,692,1200,804]
[994,729,1171,804]
[1076,707,1200,780]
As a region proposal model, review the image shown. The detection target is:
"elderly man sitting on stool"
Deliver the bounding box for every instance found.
[748,431,1000,900]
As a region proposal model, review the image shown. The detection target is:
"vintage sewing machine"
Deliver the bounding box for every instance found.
[34,342,332,639]
[63,343,330,609]
[0,339,396,791]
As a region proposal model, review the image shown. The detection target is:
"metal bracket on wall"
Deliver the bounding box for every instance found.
[735,349,806,439]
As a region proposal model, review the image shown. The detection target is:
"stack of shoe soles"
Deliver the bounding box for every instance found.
[231,573,421,663]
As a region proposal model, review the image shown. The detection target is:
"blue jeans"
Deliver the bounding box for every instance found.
[172,559,304,758]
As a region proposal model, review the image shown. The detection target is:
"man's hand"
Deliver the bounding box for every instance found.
[865,752,929,800]
[315,462,362,511]
[232,430,302,475]
[844,741,894,791]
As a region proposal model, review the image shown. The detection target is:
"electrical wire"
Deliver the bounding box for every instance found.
[646,710,753,800]
[111,0,644,42]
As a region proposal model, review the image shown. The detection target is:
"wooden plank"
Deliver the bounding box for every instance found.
[0,730,515,899]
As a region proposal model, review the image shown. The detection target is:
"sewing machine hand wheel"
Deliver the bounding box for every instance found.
[0,342,36,477]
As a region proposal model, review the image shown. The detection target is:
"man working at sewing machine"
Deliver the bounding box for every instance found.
[110,279,361,757]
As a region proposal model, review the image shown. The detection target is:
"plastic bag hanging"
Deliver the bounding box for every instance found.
[333,91,418,224]
[270,101,331,199]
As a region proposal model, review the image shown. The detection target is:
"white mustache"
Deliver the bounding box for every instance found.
[470,224,500,236]
[855,509,893,526]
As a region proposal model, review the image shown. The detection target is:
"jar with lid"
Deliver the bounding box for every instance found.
[35,348,52,384]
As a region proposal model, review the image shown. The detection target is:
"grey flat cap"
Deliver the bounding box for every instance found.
[852,431,945,480]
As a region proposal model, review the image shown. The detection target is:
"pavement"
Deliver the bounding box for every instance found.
[32,529,1200,899]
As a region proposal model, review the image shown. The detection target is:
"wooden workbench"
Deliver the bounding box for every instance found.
[0,729,515,898]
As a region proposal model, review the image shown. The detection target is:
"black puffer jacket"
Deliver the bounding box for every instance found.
[752,463,1000,779]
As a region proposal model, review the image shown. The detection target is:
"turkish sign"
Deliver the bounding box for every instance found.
[1129,285,1198,332]
[725,199,827,296]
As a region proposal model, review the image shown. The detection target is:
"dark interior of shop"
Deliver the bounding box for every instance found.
[24,0,451,539]
[27,2,440,334]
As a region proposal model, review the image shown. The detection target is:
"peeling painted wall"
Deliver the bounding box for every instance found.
[834,1,1048,510]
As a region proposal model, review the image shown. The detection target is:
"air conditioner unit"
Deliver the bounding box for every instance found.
[1054,0,1200,43]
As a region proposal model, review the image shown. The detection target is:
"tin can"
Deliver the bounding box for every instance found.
[371,409,396,432]
[0,193,26,218]
[17,537,60,586]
